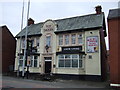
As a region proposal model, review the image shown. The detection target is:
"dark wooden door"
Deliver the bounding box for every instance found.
[45,61,51,73]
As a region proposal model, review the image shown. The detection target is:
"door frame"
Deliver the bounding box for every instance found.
[44,57,52,74]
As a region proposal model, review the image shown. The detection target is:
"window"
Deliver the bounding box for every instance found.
[59,35,63,45]
[58,55,64,67]
[30,56,38,67]
[79,55,83,67]
[19,55,38,67]
[19,55,27,66]
[46,36,51,46]
[36,38,39,46]
[71,34,76,44]
[78,34,82,45]
[58,54,83,68]
[19,55,23,66]
[65,35,69,45]
[72,55,78,67]
[21,39,25,49]
[31,39,34,47]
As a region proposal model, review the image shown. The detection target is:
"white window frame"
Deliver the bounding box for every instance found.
[71,34,76,44]
[65,35,69,45]
[21,39,25,49]
[36,37,40,47]
[59,35,63,45]
[58,54,83,68]
[46,36,51,46]
[19,55,24,66]
[78,34,83,45]
[30,56,38,67]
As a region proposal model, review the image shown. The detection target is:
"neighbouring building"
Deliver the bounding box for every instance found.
[14,6,107,81]
[0,25,16,73]
[108,8,120,87]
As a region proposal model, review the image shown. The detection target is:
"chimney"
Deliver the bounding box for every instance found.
[28,18,34,26]
[95,5,102,14]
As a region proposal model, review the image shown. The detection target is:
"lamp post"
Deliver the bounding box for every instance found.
[22,0,30,78]
[17,0,24,77]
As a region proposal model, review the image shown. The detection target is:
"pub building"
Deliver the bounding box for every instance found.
[14,6,107,81]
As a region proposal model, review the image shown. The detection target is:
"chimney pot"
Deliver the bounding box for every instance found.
[28,18,34,26]
[95,5,102,14]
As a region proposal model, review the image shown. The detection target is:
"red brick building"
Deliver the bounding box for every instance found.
[0,25,16,73]
[108,8,120,87]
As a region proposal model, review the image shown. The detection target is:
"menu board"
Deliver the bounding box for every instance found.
[87,36,99,53]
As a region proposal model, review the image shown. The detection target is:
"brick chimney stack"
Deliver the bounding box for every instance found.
[95,5,102,14]
[28,18,34,26]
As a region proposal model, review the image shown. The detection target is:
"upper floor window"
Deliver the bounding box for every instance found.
[65,35,69,45]
[78,34,82,45]
[46,36,51,46]
[36,38,39,46]
[31,39,34,47]
[21,39,25,49]
[58,33,83,46]
[59,35,63,45]
[71,34,76,44]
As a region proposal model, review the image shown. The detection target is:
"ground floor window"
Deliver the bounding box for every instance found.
[58,54,83,68]
[19,55,27,66]
[19,55,38,67]
[30,56,38,67]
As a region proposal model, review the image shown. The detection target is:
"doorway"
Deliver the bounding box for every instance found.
[44,57,52,73]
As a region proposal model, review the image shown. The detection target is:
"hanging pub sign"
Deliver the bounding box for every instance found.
[87,36,99,53]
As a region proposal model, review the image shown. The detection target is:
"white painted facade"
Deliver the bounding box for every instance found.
[14,19,102,76]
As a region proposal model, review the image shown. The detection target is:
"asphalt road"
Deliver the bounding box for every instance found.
[1,76,115,89]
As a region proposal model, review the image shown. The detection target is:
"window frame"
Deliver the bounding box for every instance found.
[58,35,63,45]
[78,34,83,45]
[46,36,51,46]
[21,39,25,49]
[65,35,69,45]
[36,37,40,47]
[30,56,38,67]
[71,34,76,45]
[58,54,83,68]
[19,55,38,68]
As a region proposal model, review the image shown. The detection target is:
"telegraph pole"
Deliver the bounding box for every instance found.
[22,0,30,77]
[17,0,24,77]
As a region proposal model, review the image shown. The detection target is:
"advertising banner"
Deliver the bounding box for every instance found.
[87,36,99,53]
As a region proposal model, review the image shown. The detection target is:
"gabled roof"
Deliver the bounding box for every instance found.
[16,23,43,37]
[108,8,120,19]
[16,13,106,38]
[0,25,16,39]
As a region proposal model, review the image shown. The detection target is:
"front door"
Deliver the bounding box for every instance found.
[44,57,52,73]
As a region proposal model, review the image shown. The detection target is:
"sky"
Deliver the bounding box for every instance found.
[0,0,120,50]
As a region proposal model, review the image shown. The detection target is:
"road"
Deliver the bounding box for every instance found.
[1,76,114,89]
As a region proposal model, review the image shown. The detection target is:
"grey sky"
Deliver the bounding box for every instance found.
[0,0,119,49]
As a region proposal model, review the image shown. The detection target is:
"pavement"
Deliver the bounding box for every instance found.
[1,75,117,89]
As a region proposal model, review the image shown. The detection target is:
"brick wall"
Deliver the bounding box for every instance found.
[1,26,16,73]
[108,18,120,84]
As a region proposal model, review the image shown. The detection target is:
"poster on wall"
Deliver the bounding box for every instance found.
[87,36,99,53]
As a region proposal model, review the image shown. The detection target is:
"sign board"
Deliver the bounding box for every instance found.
[62,46,82,53]
[87,36,99,53]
